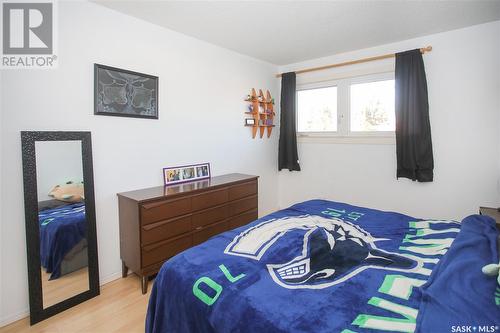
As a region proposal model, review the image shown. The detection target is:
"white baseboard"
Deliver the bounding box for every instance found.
[0,310,30,328]
[0,269,124,328]
[100,271,123,285]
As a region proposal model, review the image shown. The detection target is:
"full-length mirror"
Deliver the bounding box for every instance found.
[21,131,99,325]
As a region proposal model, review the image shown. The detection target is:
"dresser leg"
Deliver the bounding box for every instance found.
[141,276,148,294]
[121,261,128,278]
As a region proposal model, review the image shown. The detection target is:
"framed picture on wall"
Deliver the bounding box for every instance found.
[94,64,159,119]
[163,163,211,186]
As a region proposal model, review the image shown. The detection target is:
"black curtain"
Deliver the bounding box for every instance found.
[278,72,301,171]
[395,49,433,182]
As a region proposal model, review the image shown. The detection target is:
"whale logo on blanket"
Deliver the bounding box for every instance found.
[224,215,422,289]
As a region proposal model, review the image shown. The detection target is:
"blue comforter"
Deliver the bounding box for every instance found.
[146,200,499,333]
[39,202,87,279]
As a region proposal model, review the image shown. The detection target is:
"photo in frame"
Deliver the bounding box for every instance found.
[245,118,255,126]
[94,64,158,119]
[163,163,211,186]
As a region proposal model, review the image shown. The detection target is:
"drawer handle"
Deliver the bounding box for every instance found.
[142,202,165,210]
[142,198,187,210]
[142,215,191,231]
[143,242,166,252]
[195,226,203,231]
[143,235,190,252]
[192,188,227,198]
[230,194,257,204]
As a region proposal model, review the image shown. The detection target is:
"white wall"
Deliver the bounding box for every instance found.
[0,1,279,325]
[35,141,84,201]
[278,21,500,221]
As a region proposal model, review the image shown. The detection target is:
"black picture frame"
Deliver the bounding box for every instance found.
[21,131,100,325]
[94,63,159,119]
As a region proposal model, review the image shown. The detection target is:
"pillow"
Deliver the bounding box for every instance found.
[48,181,84,203]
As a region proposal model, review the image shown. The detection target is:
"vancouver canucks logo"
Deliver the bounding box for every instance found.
[224,215,422,289]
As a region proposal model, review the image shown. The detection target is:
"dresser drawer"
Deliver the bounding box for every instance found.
[193,220,230,245]
[229,209,258,229]
[192,188,228,211]
[141,197,191,225]
[229,181,257,201]
[142,234,192,267]
[229,195,257,216]
[192,205,228,229]
[141,215,192,246]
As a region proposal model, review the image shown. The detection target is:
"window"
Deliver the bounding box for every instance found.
[297,87,337,132]
[350,80,395,132]
[297,73,395,139]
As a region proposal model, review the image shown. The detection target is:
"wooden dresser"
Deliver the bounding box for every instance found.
[117,173,258,293]
[479,206,500,230]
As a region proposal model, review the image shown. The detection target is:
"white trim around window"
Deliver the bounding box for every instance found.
[297,71,396,144]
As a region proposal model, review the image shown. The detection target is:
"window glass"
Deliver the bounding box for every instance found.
[350,80,395,132]
[297,87,337,132]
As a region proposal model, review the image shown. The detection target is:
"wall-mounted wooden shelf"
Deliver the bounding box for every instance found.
[244,88,275,139]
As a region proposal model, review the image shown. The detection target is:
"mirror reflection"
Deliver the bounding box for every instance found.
[35,141,89,308]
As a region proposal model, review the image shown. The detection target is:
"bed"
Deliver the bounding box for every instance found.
[39,201,88,280]
[146,199,500,333]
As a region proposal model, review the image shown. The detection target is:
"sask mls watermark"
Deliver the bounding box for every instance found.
[1,0,57,68]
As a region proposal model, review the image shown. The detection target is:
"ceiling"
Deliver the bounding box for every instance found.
[93,1,500,65]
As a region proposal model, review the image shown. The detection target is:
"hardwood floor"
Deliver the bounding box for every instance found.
[0,275,151,333]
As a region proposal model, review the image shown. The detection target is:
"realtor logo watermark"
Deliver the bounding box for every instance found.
[1,0,57,68]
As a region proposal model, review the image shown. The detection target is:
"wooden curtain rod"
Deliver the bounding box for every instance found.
[275,46,432,78]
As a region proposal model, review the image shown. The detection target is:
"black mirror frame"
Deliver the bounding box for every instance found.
[21,131,100,325]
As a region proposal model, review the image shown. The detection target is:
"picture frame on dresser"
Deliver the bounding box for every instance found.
[163,162,211,186]
[117,173,258,294]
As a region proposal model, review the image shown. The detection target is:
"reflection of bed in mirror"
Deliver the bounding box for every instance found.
[38,199,88,280]
[33,139,92,310]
